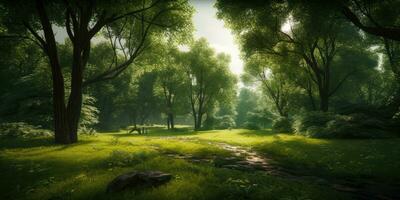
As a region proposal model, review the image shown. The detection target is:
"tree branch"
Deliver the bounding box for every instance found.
[341,5,400,41]
[23,22,47,50]
[329,69,358,96]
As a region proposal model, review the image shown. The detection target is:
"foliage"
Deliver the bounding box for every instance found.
[272,117,292,133]
[183,38,237,129]
[219,116,236,130]
[204,115,236,130]
[235,88,259,127]
[79,95,99,130]
[245,111,272,130]
[292,111,391,139]
[1,0,194,144]
[217,0,382,113]
[243,122,261,130]
[0,40,52,128]
[0,122,52,138]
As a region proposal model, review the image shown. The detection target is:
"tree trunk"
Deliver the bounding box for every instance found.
[66,42,86,143]
[167,116,170,129]
[319,89,329,112]
[34,0,72,144]
[193,113,201,130]
[168,113,174,129]
[193,114,198,130]
[196,113,203,130]
[52,64,71,144]
[306,82,316,110]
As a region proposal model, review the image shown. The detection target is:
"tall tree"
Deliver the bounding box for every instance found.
[242,54,290,117]
[1,0,192,143]
[155,48,187,129]
[217,0,367,112]
[235,88,259,127]
[183,39,237,130]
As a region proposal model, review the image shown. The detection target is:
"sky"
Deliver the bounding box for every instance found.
[190,0,244,76]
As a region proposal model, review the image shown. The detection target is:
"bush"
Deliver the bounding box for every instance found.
[79,95,99,131]
[243,122,261,130]
[0,122,52,138]
[244,111,273,129]
[215,115,236,129]
[292,111,335,134]
[203,115,236,130]
[292,111,391,139]
[272,117,292,132]
[78,125,97,135]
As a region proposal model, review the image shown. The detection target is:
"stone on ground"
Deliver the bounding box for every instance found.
[106,171,172,193]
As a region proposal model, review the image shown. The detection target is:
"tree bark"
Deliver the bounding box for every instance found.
[196,113,203,130]
[306,82,316,110]
[34,0,72,144]
[319,88,329,112]
[168,113,174,129]
[193,114,197,130]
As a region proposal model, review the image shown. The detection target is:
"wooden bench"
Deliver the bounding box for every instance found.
[127,127,148,134]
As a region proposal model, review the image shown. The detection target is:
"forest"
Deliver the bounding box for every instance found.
[0,0,399,199]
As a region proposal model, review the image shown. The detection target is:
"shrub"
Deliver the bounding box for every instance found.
[292,112,391,139]
[202,116,216,130]
[78,125,97,135]
[292,111,335,134]
[79,95,99,132]
[215,115,236,129]
[272,117,292,133]
[0,122,52,138]
[244,111,273,129]
[243,122,261,130]
[203,115,236,130]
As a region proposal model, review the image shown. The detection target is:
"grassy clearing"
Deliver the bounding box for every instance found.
[189,129,400,182]
[0,128,398,200]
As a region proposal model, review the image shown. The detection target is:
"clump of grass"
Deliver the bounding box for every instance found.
[107,150,158,167]
[0,122,52,138]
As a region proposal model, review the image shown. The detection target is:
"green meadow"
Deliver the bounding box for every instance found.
[1,128,399,200]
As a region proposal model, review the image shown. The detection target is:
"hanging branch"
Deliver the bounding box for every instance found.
[83,7,170,86]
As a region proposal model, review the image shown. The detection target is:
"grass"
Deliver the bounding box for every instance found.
[189,129,400,182]
[0,128,399,200]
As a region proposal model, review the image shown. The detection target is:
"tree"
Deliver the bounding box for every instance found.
[217,0,368,112]
[145,40,189,129]
[235,88,259,127]
[341,0,400,41]
[243,54,291,117]
[135,72,160,125]
[0,39,52,127]
[183,38,237,130]
[1,0,193,143]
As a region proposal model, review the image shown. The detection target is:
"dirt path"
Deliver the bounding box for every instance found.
[163,137,400,200]
[212,142,400,200]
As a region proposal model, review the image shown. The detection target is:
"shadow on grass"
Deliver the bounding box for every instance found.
[110,127,200,138]
[236,129,277,137]
[0,137,55,149]
[252,137,400,182]
[0,137,94,150]
[0,151,123,199]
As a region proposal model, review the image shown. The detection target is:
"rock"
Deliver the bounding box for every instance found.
[106,171,172,193]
